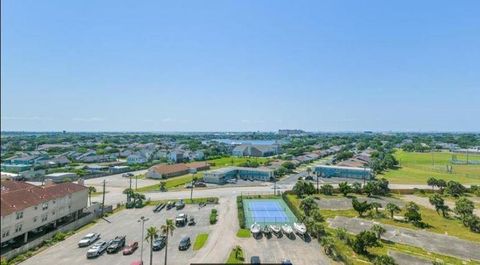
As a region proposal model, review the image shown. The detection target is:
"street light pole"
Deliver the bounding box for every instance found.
[316,171,320,193]
[138,216,149,264]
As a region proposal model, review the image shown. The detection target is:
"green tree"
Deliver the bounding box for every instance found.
[436,179,447,192]
[386,203,401,219]
[464,214,480,232]
[352,230,380,254]
[335,227,348,242]
[161,219,175,265]
[363,181,377,197]
[300,196,318,216]
[338,182,352,197]
[454,197,475,225]
[446,181,466,197]
[159,181,167,192]
[352,198,371,217]
[429,194,449,217]
[145,226,159,265]
[373,255,396,265]
[427,177,438,191]
[370,202,382,214]
[352,182,362,194]
[320,236,335,256]
[371,224,386,239]
[320,184,334,195]
[404,202,422,225]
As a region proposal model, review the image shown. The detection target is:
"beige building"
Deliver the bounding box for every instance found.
[0,180,88,247]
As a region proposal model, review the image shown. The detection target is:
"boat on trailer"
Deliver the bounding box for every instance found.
[250,223,261,234]
[262,225,272,235]
[281,224,293,235]
[269,224,281,234]
[293,222,307,235]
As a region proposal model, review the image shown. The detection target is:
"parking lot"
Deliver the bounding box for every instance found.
[239,232,334,265]
[20,204,216,265]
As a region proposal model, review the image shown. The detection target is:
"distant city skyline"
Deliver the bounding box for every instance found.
[2,0,479,132]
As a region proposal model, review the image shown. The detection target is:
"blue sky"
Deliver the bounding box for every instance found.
[2,0,479,132]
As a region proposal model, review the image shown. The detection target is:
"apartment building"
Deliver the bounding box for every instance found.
[0,180,88,248]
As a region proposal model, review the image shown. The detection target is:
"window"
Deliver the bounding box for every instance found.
[16,211,23,220]
[41,213,48,222]
[52,210,55,216]
[42,203,48,210]
[33,216,38,222]
[15,224,22,233]
[2,230,9,238]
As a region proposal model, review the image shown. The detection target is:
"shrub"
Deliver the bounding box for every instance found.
[210,209,218,224]
[237,197,246,228]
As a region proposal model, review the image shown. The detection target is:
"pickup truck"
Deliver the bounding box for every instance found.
[107,236,126,254]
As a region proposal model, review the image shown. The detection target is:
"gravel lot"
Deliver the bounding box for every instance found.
[20,204,216,265]
[328,216,480,261]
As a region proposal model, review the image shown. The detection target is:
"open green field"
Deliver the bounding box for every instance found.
[193,233,209,250]
[380,150,480,184]
[207,156,269,168]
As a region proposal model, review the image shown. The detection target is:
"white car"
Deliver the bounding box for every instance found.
[226,179,237,184]
[86,241,108,258]
[78,233,100,247]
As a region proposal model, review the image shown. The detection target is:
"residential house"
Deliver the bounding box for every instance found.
[168,151,184,163]
[232,144,279,157]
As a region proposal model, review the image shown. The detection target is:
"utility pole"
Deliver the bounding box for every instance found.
[273,172,277,196]
[138,216,149,264]
[135,175,138,191]
[129,175,132,190]
[316,171,320,193]
[190,173,194,201]
[101,179,106,217]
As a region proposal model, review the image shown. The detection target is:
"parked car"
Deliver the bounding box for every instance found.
[281,258,292,265]
[130,261,143,265]
[86,241,108,258]
[250,256,261,264]
[78,233,100,247]
[226,178,237,184]
[175,199,185,210]
[178,236,191,250]
[123,242,139,255]
[195,182,207,187]
[107,235,126,254]
[166,201,175,210]
[185,182,193,189]
[175,213,188,226]
[188,216,195,226]
[152,235,166,251]
[305,175,314,181]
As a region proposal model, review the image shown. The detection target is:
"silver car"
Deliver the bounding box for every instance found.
[86,241,108,258]
[78,233,100,247]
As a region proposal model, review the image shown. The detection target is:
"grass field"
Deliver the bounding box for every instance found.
[236,229,251,238]
[286,193,478,264]
[380,150,480,184]
[207,156,269,169]
[193,233,209,250]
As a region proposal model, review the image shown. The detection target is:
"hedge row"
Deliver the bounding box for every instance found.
[236,196,246,229]
[281,191,303,220]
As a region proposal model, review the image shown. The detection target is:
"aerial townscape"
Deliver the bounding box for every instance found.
[2,1,480,265]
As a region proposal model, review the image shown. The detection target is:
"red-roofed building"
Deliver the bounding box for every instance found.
[1,180,88,247]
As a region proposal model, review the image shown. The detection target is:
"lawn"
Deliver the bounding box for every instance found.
[207,156,269,169]
[136,172,204,192]
[193,233,209,250]
[380,150,480,184]
[236,229,251,238]
[286,193,477,264]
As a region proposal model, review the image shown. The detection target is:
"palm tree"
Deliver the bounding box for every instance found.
[386,203,400,219]
[88,186,96,206]
[159,181,167,192]
[233,245,242,259]
[145,226,159,265]
[161,219,175,265]
[306,167,312,177]
[371,224,386,239]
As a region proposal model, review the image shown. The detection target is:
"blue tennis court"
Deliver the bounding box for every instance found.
[243,199,297,226]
